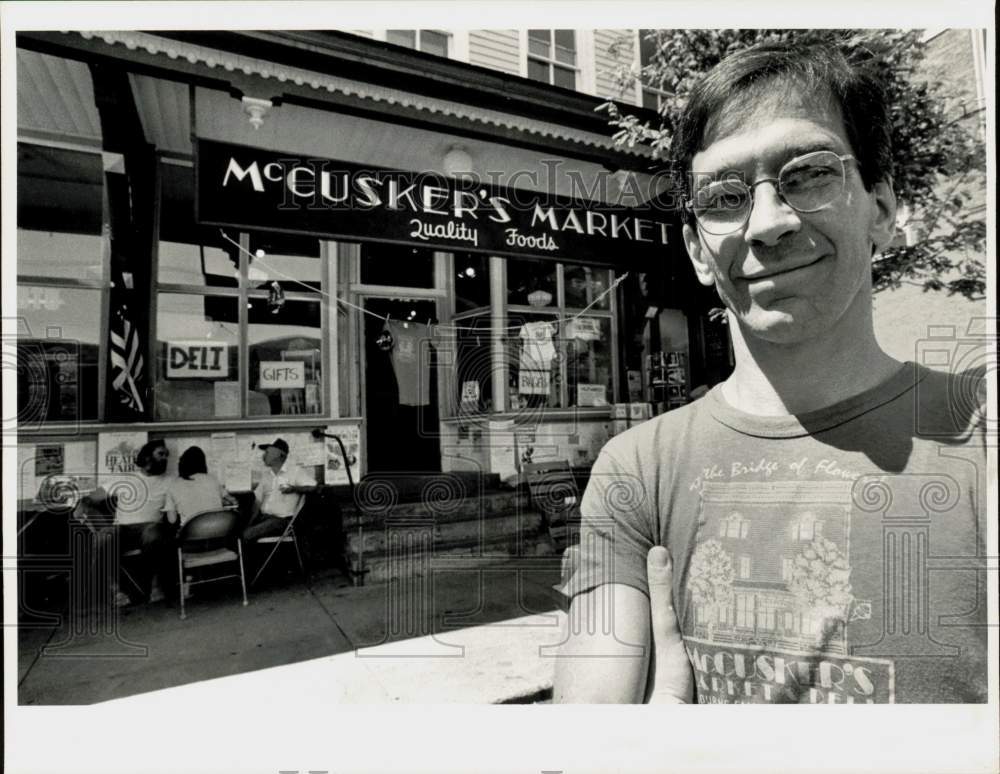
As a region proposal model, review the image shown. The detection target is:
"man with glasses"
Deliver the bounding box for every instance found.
[555,40,987,704]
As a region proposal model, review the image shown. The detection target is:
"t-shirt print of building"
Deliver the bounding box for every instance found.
[687,480,860,657]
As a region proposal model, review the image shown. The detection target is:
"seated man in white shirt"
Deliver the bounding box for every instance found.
[242,438,317,542]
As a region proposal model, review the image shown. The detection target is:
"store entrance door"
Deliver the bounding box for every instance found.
[362,297,441,474]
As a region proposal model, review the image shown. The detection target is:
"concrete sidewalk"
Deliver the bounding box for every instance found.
[17,558,566,705]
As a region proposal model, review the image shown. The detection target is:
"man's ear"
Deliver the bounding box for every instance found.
[683,223,716,287]
[869,178,897,255]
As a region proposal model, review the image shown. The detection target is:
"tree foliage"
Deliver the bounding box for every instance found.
[601,29,986,299]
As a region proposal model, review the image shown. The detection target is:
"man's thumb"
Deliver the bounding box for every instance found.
[647,545,672,585]
[647,546,680,640]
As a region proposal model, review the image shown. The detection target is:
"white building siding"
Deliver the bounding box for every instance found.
[594,29,635,101]
[469,30,521,75]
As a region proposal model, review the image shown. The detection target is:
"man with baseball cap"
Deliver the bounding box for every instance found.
[243,437,317,542]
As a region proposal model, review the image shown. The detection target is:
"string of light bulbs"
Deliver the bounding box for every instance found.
[219,229,627,333]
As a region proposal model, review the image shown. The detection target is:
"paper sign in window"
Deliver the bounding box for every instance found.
[259,360,305,389]
[461,380,480,404]
[166,340,228,378]
[576,384,607,407]
[518,369,550,395]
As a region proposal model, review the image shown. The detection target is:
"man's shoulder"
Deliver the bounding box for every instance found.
[908,363,987,442]
[600,398,712,466]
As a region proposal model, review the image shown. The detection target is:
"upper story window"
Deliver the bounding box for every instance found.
[527,30,577,89]
[386,30,450,57]
[639,30,669,111]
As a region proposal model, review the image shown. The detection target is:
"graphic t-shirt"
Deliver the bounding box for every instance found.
[564,363,988,704]
[385,321,432,406]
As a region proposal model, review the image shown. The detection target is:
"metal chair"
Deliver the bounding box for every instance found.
[249,496,306,587]
[175,508,248,620]
[521,460,583,552]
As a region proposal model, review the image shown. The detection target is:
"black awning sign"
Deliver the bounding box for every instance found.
[195,138,676,265]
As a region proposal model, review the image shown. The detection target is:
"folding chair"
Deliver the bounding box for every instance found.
[175,508,248,620]
[249,496,307,587]
[120,547,145,600]
[522,460,583,552]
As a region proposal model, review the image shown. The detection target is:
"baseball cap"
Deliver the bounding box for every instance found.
[259,438,289,455]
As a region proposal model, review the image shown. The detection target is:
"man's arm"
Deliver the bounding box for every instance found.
[554,548,693,704]
[553,582,651,703]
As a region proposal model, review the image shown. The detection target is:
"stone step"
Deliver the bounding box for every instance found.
[362,471,503,502]
[354,534,557,585]
[344,511,546,556]
[342,489,531,528]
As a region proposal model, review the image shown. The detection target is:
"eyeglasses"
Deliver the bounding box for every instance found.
[686,151,859,235]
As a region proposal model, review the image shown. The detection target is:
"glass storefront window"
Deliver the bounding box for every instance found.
[18,142,107,423]
[454,252,490,313]
[566,316,612,407]
[17,144,104,281]
[507,312,562,410]
[158,163,237,288]
[18,229,105,282]
[155,293,240,420]
[360,243,435,288]
[247,232,321,293]
[16,285,101,422]
[155,161,326,420]
[507,257,556,307]
[248,298,323,416]
[454,314,493,414]
[564,265,611,310]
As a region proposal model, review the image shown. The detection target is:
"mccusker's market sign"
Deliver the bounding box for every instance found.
[196,139,675,264]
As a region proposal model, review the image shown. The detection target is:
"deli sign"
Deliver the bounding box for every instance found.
[166,340,228,378]
[196,138,676,265]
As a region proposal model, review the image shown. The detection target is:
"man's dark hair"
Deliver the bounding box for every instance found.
[135,439,167,468]
[670,38,893,222]
[178,446,208,480]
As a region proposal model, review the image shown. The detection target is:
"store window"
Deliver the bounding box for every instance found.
[156,293,240,420]
[453,252,490,313]
[154,162,325,419]
[447,256,616,416]
[508,311,562,411]
[454,315,494,414]
[564,265,611,310]
[566,315,611,407]
[17,143,107,422]
[527,30,577,89]
[386,30,450,57]
[159,162,236,288]
[360,243,435,288]
[248,297,323,416]
[507,257,556,307]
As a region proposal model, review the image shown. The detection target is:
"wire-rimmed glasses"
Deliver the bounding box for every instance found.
[686,151,859,235]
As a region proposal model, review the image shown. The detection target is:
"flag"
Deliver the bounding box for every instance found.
[109,303,145,414]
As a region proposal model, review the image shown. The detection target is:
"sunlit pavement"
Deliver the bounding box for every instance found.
[17,558,565,705]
